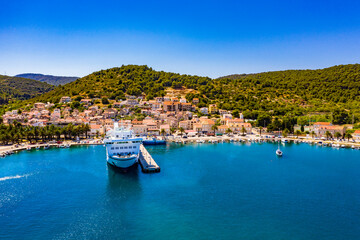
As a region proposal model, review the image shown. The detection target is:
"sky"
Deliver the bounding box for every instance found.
[1,0,360,78]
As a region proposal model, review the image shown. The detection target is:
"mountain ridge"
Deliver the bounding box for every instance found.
[15,73,78,86]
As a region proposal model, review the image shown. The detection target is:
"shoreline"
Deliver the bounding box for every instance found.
[1,135,359,156]
[0,140,103,155]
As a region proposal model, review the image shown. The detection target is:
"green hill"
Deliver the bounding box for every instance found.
[15,73,79,86]
[0,75,54,104]
[10,64,360,119]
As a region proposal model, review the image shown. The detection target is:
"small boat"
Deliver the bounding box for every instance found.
[276,148,283,157]
[65,144,70,148]
[0,153,5,158]
[26,146,31,151]
[36,146,40,150]
[44,145,50,150]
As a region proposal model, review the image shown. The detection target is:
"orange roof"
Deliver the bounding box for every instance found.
[314,122,331,126]
[201,119,215,124]
[354,130,360,134]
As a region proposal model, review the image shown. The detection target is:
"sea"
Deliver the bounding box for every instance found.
[0,142,359,240]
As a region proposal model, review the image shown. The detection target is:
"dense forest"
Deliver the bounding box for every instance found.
[4,64,360,125]
[0,75,54,104]
[16,73,79,86]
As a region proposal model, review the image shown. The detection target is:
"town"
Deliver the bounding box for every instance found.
[1,94,358,143]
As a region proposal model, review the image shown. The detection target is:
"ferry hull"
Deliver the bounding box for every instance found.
[106,156,138,168]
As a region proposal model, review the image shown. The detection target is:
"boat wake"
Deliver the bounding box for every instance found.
[0,174,32,182]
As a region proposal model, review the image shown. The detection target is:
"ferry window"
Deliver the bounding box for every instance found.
[129,146,132,149]
[133,146,136,148]
[120,147,123,149]
[111,147,114,150]
[116,147,119,149]
[124,147,128,149]
[116,135,119,138]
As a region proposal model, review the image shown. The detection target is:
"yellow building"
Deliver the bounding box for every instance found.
[209,104,218,114]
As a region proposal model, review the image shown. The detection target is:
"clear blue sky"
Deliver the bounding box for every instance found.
[1,0,360,78]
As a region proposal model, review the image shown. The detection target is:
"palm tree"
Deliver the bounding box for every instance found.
[170,127,176,135]
[160,129,166,137]
[325,131,332,140]
[179,127,185,136]
[334,132,342,140]
[225,128,232,135]
[211,125,218,135]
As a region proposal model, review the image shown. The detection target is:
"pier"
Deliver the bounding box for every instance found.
[139,144,160,173]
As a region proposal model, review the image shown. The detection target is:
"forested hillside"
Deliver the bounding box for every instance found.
[0,75,54,104]
[9,64,360,120]
[15,73,78,86]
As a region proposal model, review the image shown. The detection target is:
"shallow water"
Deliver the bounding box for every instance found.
[0,143,359,240]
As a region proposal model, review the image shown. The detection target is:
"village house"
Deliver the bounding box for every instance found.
[216,125,230,134]
[192,98,199,105]
[103,108,118,119]
[160,124,170,135]
[353,130,360,141]
[314,125,345,138]
[208,104,218,114]
[34,102,46,110]
[59,96,71,103]
[200,118,215,134]
[200,107,208,115]
[90,124,104,136]
[132,124,148,135]
[80,99,93,105]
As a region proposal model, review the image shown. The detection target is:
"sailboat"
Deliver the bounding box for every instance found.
[276,129,283,157]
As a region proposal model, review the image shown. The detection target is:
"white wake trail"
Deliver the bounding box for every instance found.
[0,174,32,182]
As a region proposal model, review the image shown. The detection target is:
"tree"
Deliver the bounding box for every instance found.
[225,128,232,135]
[179,127,185,136]
[295,130,302,138]
[241,126,246,136]
[232,109,240,118]
[170,127,176,135]
[259,126,263,136]
[325,131,332,140]
[160,129,166,137]
[311,131,316,139]
[283,128,289,138]
[334,132,342,140]
[101,97,109,104]
[344,132,352,141]
[211,125,218,134]
[256,114,271,127]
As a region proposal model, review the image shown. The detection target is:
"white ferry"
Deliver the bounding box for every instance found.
[104,122,142,169]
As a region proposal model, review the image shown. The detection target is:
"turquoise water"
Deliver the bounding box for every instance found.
[0,142,360,240]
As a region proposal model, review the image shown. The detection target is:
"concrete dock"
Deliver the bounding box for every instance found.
[139,144,160,173]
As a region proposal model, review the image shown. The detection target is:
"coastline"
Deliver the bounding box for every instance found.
[2,134,359,156]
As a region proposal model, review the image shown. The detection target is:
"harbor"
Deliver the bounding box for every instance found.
[1,143,360,240]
